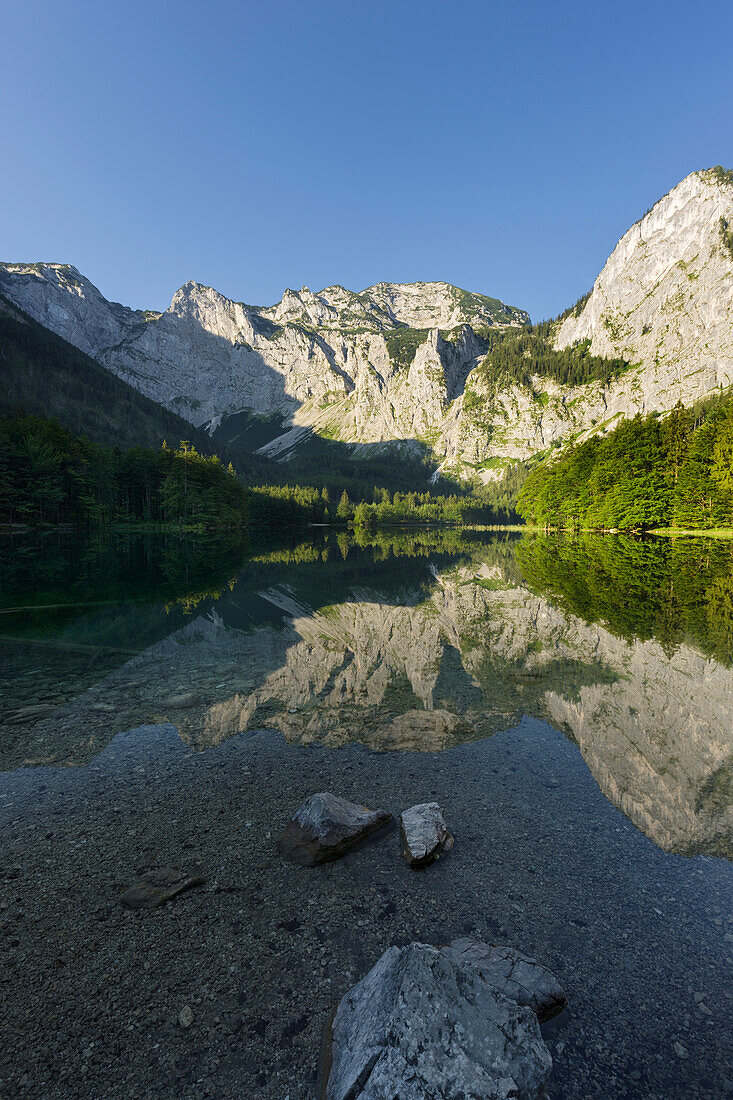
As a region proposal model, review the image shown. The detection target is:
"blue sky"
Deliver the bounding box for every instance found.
[2,0,732,321]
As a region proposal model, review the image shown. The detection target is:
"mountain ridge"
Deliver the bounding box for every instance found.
[1,168,732,482]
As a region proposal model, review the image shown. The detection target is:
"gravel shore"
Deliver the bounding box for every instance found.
[1,718,731,1098]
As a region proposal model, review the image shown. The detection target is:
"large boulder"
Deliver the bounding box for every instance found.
[278,792,393,866]
[399,802,454,867]
[321,943,553,1099]
[441,939,567,1023]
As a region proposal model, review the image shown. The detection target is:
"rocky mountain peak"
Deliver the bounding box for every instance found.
[1,169,731,478]
[556,170,733,380]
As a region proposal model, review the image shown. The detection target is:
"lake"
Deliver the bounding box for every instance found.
[1,529,731,1098]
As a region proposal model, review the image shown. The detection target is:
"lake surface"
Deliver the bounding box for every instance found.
[1,529,731,1098]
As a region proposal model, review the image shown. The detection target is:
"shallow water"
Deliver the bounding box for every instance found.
[1,529,732,1098]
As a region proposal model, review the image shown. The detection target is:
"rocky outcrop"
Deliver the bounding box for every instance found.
[556,170,733,393]
[321,942,554,1099]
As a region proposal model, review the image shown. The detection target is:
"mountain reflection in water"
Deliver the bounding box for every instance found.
[1,529,731,858]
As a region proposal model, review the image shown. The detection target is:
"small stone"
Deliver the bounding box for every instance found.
[674,1042,688,1058]
[399,802,453,868]
[278,792,392,866]
[119,868,205,910]
[161,692,198,709]
[178,1005,194,1029]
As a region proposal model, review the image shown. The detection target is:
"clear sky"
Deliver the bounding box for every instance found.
[2,0,732,321]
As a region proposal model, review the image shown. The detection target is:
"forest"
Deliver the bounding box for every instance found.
[517,395,733,531]
[248,483,519,528]
[0,414,250,529]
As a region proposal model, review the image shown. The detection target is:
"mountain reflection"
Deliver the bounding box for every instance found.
[1,530,731,858]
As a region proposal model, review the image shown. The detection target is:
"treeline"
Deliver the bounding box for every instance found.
[517,397,733,531]
[248,483,518,528]
[0,414,249,529]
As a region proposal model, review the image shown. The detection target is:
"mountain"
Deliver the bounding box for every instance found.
[0,293,268,467]
[0,265,528,469]
[1,168,731,481]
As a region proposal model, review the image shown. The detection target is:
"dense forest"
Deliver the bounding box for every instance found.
[248,483,519,528]
[517,396,733,531]
[0,414,249,529]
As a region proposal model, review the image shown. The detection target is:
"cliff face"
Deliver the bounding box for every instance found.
[0,264,526,462]
[1,169,732,476]
[556,170,733,386]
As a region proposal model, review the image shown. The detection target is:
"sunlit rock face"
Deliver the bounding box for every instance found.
[556,170,733,397]
[2,171,730,479]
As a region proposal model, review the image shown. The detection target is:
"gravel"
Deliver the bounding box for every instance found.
[0,718,731,1099]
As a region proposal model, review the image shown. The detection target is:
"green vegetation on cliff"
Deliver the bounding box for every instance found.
[517,395,733,530]
[472,320,629,396]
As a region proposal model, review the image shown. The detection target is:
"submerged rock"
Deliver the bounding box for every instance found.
[441,939,567,1023]
[161,692,198,709]
[321,942,553,1099]
[119,868,205,910]
[399,802,453,867]
[278,792,393,866]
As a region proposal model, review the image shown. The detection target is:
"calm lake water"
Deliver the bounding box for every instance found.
[1,529,731,1099]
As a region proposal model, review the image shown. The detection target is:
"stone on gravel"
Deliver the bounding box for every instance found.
[278,792,392,866]
[322,942,553,1099]
[441,939,567,1023]
[119,868,205,909]
[161,692,198,709]
[178,1005,194,1029]
[399,801,453,867]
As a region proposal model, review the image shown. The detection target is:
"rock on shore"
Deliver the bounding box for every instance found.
[278,792,393,866]
[321,942,555,1099]
[400,801,454,867]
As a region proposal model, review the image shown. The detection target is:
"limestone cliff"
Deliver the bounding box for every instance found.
[0,264,526,461]
[1,168,732,477]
